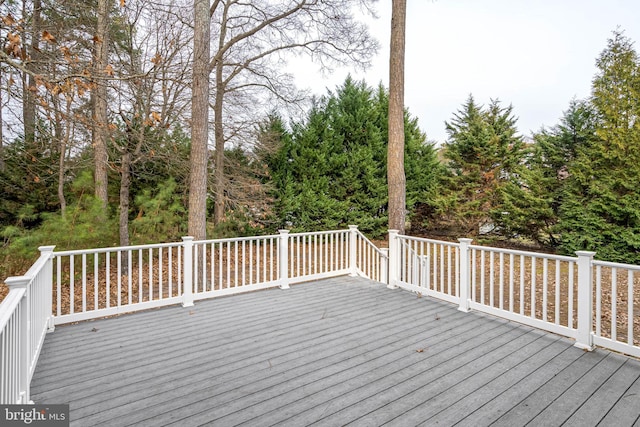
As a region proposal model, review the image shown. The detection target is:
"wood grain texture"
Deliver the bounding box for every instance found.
[30,276,640,426]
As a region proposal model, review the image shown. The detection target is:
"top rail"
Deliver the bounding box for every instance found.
[468,244,577,262]
[289,229,352,238]
[193,234,281,246]
[593,259,640,270]
[53,241,183,257]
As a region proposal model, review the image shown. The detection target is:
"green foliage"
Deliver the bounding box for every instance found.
[130,178,187,243]
[435,95,525,237]
[0,170,118,278]
[0,135,61,229]
[557,31,640,262]
[499,100,597,246]
[263,77,441,237]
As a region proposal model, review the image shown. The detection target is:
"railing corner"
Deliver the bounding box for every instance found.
[349,226,358,277]
[278,229,290,289]
[181,236,195,307]
[457,238,473,312]
[575,250,596,351]
[387,230,399,289]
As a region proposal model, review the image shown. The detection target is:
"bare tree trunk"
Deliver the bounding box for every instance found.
[213,70,225,225]
[188,0,211,240]
[93,0,111,209]
[117,151,131,271]
[52,89,70,215]
[58,139,67,215]
[0,69,4,173]
[387,0,407,234]
[23,0,41,144]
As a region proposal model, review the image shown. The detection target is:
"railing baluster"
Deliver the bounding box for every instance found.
[519,255,524,315]
[202,243,207,292]
[94,254,99,311]
[117,251,122,308]
[178,245,182,295]
[531,256,536,318]
[499,252,504,310]
[82,253,87,313]
[128,250,133,305]
[555,260,560,325]
[543,258,548,322]
[149,248,154,300]
[302,236,306,277]
[169,247,173,298]
[489,251,494,307]
[234,241,238,288]
[596,265,602,336]
[509,253,514,312]
[440,244,445,293]
[210,243,215,290]
[568,262,574,328]
[270,238,274,282]
[70,255,75,314]
[471,249,477,301]
[628,270,634,346]
[249,239,260,284]
[480,250,485,304]
[218,242,223,289]
[314,234,319,275]
[612,267,617,341]
[138,250,143,303]
[242,240,246,287]
[159,247,163,298]
[448,246,452,296]
[56,256,61,316]
[226,242,231,288]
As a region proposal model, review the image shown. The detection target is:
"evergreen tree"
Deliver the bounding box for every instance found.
[499,99,597,246]
[265,77,441,237]
[558,31,640,262]
[437,95,525,237]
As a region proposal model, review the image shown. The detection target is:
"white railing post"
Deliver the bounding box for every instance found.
[279,230,290,289]
[182,237,194,307]
[575,250,596,351]
[38,245,56,332]
[387,230,399,289]
[380,248,389,285]
[4,276,31,404]
[349,225,358,277]
[458,238,473,312]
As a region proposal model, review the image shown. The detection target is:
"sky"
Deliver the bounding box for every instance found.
[293,0,640,144]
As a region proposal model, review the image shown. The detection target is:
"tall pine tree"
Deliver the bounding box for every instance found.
[437,95,524,237]
[264,77,441,237]
[499,99,597,246]
[558,31,640,262]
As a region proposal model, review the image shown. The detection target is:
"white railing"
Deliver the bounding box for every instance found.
[391,232,460,304]
[389,232,640,358]
[467,243,580,341]
[1,226,381,404]
[287,229,351,284]
[351,225,388,284]
[592,259,640,358]
[190,234,280,299]
[49,227,379,324]
[52,241,186,324]
[0,246,55,404]
[5,226,640,405]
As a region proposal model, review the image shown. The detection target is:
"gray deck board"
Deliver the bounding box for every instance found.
[29,276,640,427]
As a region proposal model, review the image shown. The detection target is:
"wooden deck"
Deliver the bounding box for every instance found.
[30,276,640,426]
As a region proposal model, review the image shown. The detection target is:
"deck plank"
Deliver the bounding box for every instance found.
[29,276,640,427]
